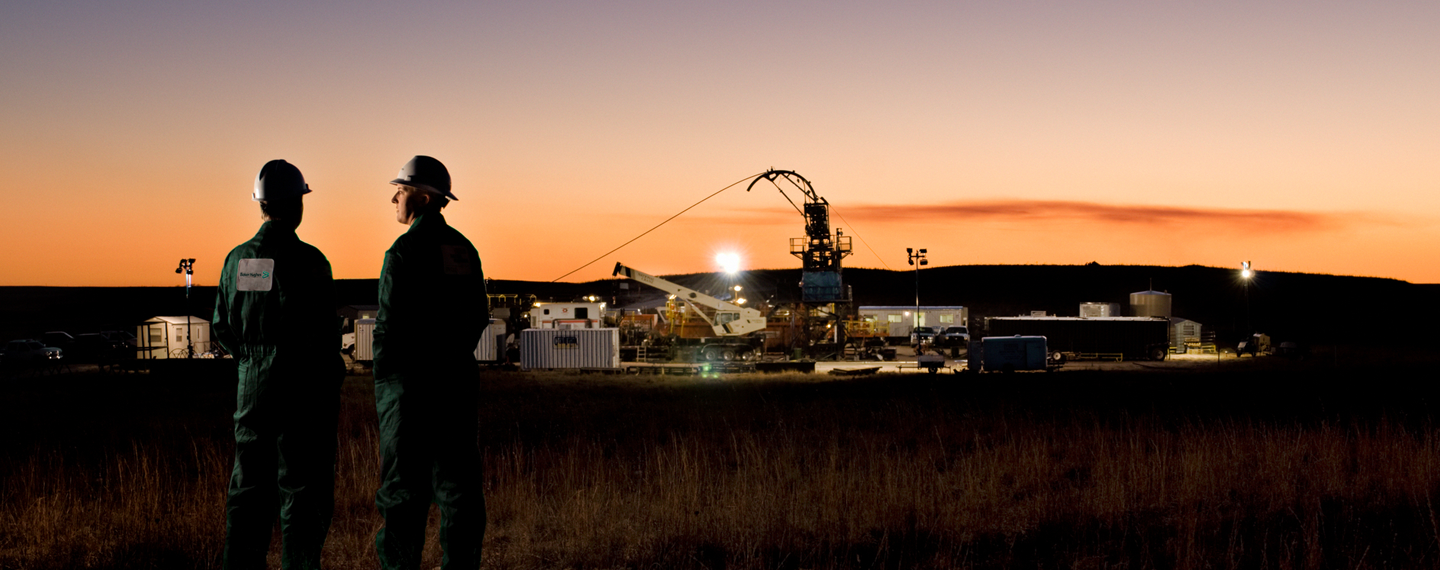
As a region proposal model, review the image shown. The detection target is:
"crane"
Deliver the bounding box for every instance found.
[613,262,766,361]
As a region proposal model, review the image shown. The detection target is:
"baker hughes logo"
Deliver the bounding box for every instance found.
[239,270,272,279]
[553,336,579,349]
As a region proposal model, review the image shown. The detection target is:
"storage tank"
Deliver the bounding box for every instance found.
[1129,291,1172,318]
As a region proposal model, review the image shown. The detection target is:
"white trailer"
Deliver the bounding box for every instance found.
[857,306,968,343]
[529,302,605,329]
[135,316,212,359]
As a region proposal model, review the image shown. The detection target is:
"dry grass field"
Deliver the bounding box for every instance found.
[4,354,1440,569]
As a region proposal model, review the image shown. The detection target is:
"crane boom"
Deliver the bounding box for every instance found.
[613,262,766,336]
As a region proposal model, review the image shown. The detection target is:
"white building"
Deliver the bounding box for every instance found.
[135,316,211,359]
[529,302,606,329]
[1169,317,1203,351]
[1079,302,1122,318]
[857,305,968,341]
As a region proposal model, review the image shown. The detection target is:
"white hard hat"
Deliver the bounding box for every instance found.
[390,155,458,200]
[253,159,312,201]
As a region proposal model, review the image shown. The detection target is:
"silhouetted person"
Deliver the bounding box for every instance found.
[373,155,490,570]
[213,159,344,570]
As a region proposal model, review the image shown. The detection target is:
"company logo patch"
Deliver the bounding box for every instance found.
[237,258,275,291]
[553,336,579,349]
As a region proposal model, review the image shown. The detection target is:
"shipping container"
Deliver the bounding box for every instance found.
[351,318,505,363]
[520,328,620,370]
[474,318,507,362]
[353,318,376,361]
[1079,302,1121,317]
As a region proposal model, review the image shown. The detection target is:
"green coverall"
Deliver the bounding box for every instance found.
[213,222,344,570]
[374,212,490,570]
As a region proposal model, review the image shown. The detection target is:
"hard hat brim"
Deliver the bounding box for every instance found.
[390,179,458,201]
[252,186,312,201]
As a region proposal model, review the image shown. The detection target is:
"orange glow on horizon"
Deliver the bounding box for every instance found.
[1,2,1436,286]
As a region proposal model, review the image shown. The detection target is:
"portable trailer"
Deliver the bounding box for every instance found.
[984,316,1170,361]
[970,335,1052,373]
[520,328,621,370]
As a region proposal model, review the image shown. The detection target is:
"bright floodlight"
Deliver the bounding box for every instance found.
[1241,261,1253,279]
[716,252,741,274]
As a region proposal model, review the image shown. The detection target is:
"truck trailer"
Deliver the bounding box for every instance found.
[984,316,1170,361]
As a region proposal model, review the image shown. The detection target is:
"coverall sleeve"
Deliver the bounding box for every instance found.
[212,253,240,356]
[373,246,405,378]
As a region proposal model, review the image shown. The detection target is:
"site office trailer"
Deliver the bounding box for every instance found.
[857,306,968,342]
[135,316,212,359]
[519,328,620,370]
[985,316,1170,360]
[529,302,605,329]
[350,318,508,363]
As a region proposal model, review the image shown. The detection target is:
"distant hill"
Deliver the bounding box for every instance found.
[642,264,1440,346]
[3,264,1435,347]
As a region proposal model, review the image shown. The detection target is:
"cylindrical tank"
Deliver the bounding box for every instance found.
[1129,290,1172,318]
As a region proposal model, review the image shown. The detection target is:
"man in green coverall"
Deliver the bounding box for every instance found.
[213,159,344,570]
[374,155,490,570]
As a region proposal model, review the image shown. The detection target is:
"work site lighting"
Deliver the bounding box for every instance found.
[175,258,196,359]
[716,252,741,275]
[1240,261,1254,332]
[908,248,928,327]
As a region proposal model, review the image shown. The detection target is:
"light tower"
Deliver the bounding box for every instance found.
[908,248,928,328]
[1240,261,1253,333]
[175,258,196,358]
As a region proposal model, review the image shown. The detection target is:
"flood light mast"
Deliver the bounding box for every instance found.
[907,248,928,328]
[1240,261,1253,333]
[175,258,196,359]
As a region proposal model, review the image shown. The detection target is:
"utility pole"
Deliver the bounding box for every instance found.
[907,248,927,328]
[176,258,196,358]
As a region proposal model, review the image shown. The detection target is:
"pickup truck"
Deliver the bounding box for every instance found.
[909,326,936,345]
[1,339,64,366]
[933,326,970,347]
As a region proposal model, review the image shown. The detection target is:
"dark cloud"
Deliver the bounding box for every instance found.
[813,200,1358,233]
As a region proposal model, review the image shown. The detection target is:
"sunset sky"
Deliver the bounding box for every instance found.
[2,1,1436,286]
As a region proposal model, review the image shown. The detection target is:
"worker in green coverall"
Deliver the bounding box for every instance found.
[374,155,490,570]
[213,159,344,570]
